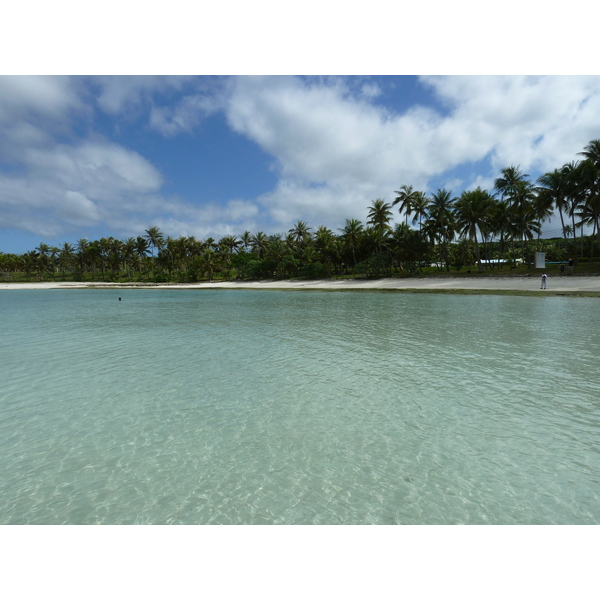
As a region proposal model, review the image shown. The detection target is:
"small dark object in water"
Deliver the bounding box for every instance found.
[119,298,121,301]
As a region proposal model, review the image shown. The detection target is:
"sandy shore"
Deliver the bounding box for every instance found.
[2,276,600,294]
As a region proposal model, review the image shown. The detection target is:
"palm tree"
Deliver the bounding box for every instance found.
[427,189,455,271]
[392,223,430,273]
[367,198,393,253]
[578,139,600,166]
[218,235,241,268]
[562,161,587,258]
[454,188,494,271]
[488,200,515,266]
[121,238,136,279]
[87,241,101,276]
[108,238,123,277]
[250,232,269,258]
[510,179,537,215]
[339,218,363,268]
[185,236,200,259]
[576,140,600,258]
[361,226,383,258]
[393,185,420,225]
[314,225,333,255]
[144,226,164,258]
[537,168,571,254]
[135,236,150,276]
[411,191,430,232]
[494,165,528,205]
[513,204,542,258]
[98,237,112,277]
[289,221,312,249]
[494,168,537,261]
[240,231,252,252]
[532,191,554,247]
[575,198,600,264]
[144,226,164,278]
[48,247,60,278]
[59,242,74,278]
[35,243,50,279]
[75,238,89,277]
[195,249,220,282]
[266,238,287,265]
[22,251,39,280]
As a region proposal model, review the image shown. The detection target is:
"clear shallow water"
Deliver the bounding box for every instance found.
[1,289,599,524]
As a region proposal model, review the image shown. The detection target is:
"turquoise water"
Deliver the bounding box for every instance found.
[1,289,599,524]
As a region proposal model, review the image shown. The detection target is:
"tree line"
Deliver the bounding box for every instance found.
[2,139,600,282]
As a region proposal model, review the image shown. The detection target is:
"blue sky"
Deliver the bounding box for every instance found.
[2,74,600,254]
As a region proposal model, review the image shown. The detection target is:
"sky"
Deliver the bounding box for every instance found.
[1,3,599,257]
[2,74,600,254]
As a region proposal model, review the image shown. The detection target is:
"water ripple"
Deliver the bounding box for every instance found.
[1,290,599,524]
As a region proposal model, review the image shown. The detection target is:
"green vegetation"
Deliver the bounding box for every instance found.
[2,139,600,284]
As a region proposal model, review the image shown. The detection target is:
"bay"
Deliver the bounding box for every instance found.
[1,289,599,524]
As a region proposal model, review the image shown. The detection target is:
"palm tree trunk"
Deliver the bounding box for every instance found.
[556,207,567,256]
[472,227,482,272]
[571,210,578,260]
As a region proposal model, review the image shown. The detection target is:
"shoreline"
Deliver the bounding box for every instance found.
[2,276,600,296]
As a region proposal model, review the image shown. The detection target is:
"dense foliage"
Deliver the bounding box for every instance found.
[2,140,600,282]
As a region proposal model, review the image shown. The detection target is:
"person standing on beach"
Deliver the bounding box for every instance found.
[568,258,574,274]
[541,273,547,289]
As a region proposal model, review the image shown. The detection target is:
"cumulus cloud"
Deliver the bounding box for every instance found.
[93,76,191,115]
[119,198,261,242]
[0,77,185,242]
[0,75,82,122]
[25,141,163,196]
[61,191,102,222]
[2,75,600,248]
[0,75,86,164]
[224,75,600,231]
[149,93,222,136]
[227,76,392,185]
[422,75,600,173]
[0,139,166,236]
[0,76,174,238]
[222,76,463,227]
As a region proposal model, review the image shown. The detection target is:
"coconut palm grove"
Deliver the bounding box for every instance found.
[2,139,600,283]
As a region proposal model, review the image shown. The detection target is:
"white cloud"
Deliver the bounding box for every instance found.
[360,82,382,100]
[0,76,206,242]
[222,199,259,221]
[0,75,82,122]
[117,198,262,242]
[0,76,86,164]
[0,137,167,237]
[222,76,477,228]
[24,140,163,197]
[3,75,600,249]
[256,179,385,230]
[149,94,221,136]
[226,76,395,185]
[93,76,191,114]
[61,191,101,222]
[422,75,600,173]
[223,75,600,232]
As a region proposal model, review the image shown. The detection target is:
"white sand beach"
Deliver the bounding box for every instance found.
[2,276,600,293]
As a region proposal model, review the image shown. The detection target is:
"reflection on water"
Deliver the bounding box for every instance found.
[1,289,599,524]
